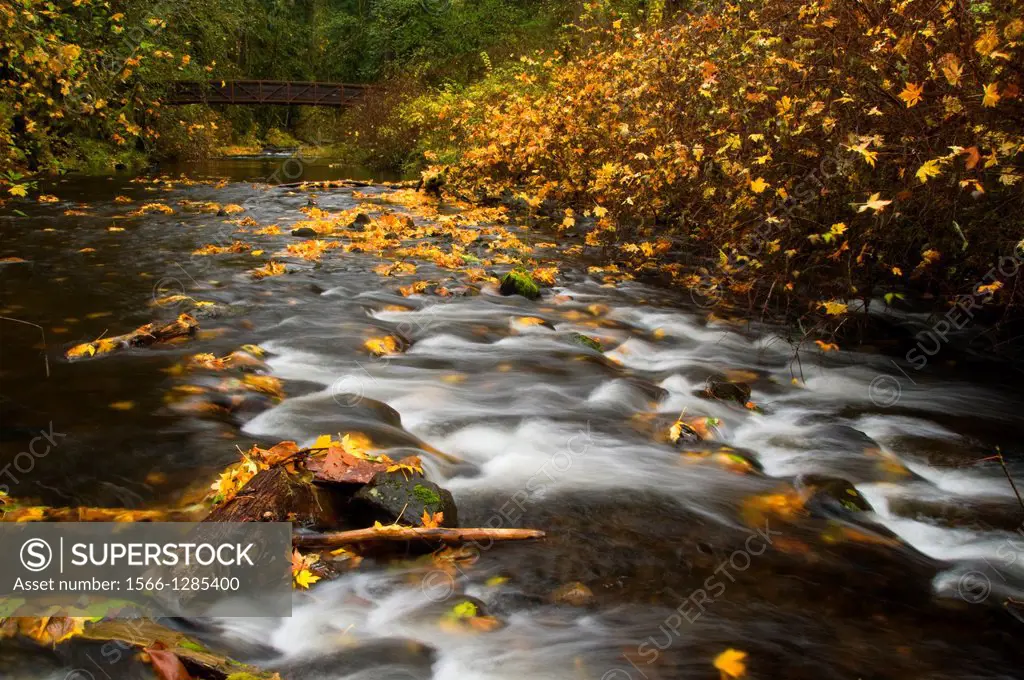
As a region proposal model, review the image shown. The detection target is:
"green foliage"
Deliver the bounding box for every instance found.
[152,106,232,161]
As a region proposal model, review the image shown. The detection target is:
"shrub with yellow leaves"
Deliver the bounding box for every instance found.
[431,0,1024,324]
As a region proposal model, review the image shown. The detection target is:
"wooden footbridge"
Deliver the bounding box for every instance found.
[167,80,370,107]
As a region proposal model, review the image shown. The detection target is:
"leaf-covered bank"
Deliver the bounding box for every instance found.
[395,0,1024,331]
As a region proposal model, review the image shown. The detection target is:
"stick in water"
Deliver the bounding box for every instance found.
[294,526,545,548]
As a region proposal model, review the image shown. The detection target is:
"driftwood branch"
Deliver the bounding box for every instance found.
[294,526,545,548]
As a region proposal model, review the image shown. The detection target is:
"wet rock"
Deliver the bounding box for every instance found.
[499,270,540,300]
[438,285,478,297]
[418,169,446,197]
[275,638,435,679]
[291,227,318,237]
[700,379,751,405]
[679,445,763,474]
[570,332,603,351]
[353,471,458,527]
[347,212,372,230]
[795,474,873,516]
[551,581,594,606]
[887,493,1024,531]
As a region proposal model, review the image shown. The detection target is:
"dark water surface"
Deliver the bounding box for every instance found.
[1,161,1022,679]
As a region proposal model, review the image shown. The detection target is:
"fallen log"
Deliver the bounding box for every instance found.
[294,526,545,548]
[76,619,277,680]
[65,313,198,361]
[203,466,333,525]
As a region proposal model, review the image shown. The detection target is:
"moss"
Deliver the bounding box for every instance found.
[570,332,602,351]
[413,483,441,507]
[225,673,265,680]
[178,639,207,653]
[499,270,540,300]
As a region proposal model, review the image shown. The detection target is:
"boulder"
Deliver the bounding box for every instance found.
[353,471,458,527]
[291,227,318,238]
[700,379,751,405]
[499,270,540,300]
[795,474,873,516]
[347,212,372,230]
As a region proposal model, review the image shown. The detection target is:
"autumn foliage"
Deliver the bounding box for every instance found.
[435,0,1024,320]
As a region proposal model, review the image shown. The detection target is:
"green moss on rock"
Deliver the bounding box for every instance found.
[413,483,442,507]
[570,332,602,351]
[499,270,540,300]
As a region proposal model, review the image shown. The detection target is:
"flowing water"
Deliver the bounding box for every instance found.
[1,161,1022,679]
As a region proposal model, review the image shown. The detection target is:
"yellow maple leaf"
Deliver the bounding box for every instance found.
[915,160,942,184]
[749,177,770,194]
[975,27,999,56]
[714,648,748,679]
[898,82,923,108]
[939,54,963,86]
[856,193,892,213]
[294,569,320,589]
[819,300,848,316]
[982,83,1000,107]
[421,510,444,528]
[364,335,400,356]
[7,185,28,198]
[815,340,839,352]
[386,456,424,479]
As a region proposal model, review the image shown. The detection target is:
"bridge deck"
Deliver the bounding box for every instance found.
[167,80,369,106]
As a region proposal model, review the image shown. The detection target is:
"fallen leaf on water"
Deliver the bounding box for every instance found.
[241,374,284,399]
[714,648,748,679]
[814,340,839,352]
[364,335,400,356]
[188,353,232,371]
[250,261,287,279]
[109,401,135,411]
[532,266,558,285]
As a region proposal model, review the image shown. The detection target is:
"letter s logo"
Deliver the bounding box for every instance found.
[21,538,52,572]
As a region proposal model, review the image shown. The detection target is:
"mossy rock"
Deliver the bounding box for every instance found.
[499,270,540,300]
[353,471,458,527]
[570,332,602,351]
